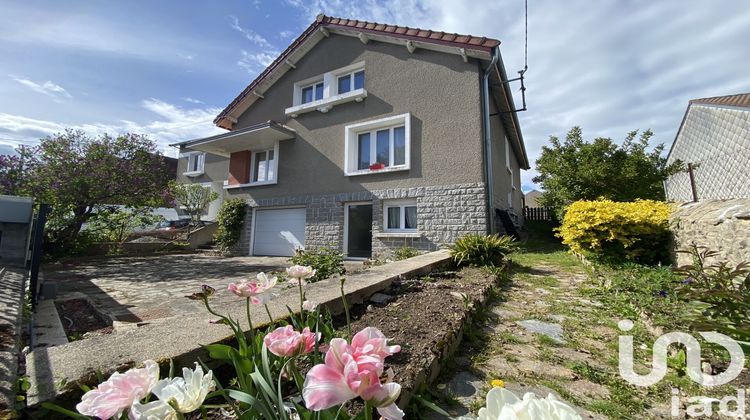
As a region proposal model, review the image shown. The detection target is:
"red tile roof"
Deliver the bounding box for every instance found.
[322,16,500,50]
[690,93,750,108]
[213,15,501,127]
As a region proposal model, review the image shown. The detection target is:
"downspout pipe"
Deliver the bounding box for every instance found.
[482,46,500,234]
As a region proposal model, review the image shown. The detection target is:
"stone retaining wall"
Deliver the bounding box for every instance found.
[670,199,750,266]
[236,183,488,257]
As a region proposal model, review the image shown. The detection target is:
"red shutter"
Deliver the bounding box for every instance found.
[228,151,251,185]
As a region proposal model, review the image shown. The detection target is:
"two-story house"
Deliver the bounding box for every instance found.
[172,15,529,258]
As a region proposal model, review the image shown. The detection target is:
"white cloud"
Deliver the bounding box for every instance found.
[9,75,72,100]
[228,15,273,49]
[238,50,278,74]
[182,97,204,104]
[279,30,294,40]
[0,99,224,157]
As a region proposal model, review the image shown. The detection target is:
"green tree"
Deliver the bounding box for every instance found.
[1,130,170,249]
[86,206,165,244]
[168,182,219,233]
[533,126,683,218]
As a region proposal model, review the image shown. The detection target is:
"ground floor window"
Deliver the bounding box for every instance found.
[383,200,417,232]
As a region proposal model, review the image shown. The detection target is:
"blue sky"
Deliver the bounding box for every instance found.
[2,1,750,192]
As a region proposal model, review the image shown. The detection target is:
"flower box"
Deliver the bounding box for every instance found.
[368,162,386,170]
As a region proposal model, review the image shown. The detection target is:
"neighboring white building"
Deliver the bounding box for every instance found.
[665,93,750,201]
[0,195,33,267]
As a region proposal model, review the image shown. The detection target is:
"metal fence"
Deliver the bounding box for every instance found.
[28,203,49,307]
[523,206,554,221]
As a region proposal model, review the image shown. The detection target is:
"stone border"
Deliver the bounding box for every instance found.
[0,267,26,417]
[25,250,453,407]
[396,265,504,410]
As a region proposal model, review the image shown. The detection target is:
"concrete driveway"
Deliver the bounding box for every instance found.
[43,254,292,323]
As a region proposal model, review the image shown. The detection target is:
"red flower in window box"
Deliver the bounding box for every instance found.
[369,162,385,170]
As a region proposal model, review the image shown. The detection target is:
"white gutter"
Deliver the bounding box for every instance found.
[481,46,500,234]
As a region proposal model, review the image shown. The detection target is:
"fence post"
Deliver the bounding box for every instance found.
[29,203,50,307]
[687,163,698,202]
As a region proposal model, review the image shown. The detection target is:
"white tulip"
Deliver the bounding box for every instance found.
[129,400,177,420]
[151,363,215,413]
[477,388,581,420]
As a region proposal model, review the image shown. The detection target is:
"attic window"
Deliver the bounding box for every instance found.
[301,81,324,104]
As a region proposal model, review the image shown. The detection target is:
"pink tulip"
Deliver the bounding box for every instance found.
[227,272,277,304]
[263,325,319,357]
[302,328,404,420]
[77,360,159,419]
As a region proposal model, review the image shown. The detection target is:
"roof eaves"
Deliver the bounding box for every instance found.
[170,121,295,148]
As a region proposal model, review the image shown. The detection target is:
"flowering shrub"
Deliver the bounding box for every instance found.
[557,199,671,265]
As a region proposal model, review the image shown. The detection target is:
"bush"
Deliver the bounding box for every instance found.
[557,199,670,265]
[289,247,345,282]
[675,245,750,350]
[449,234,517,267]
[213,199,247,251]
[393,246,420,261]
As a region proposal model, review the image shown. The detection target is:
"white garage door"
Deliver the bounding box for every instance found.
[252,208,306,256]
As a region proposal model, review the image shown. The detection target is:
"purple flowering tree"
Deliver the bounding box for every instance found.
[0,129,170,248]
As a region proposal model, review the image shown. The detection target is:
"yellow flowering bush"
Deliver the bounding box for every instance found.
[557,199,671,264]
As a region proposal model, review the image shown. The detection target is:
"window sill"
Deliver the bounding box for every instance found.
[286,88,367,117]
[345,165,409,177]
[223,180,278,189]
[183,171,204,177]
[375,232,421,238]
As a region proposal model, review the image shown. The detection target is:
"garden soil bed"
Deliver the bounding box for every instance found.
[344,267,496,396]
[55,299,113,340]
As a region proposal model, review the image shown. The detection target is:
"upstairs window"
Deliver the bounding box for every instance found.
[301,81,324,104]
[337,70,365,94]
[289,62,366,112]
[251,148,276,183]
[355,126,406,170]
[183,152,205,176]
[344,113,411,176]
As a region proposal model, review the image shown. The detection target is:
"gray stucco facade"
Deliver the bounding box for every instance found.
[175,29,526,258]
[665,101,750,201]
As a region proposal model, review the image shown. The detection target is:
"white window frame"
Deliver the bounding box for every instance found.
[287,61,366,117]
[383,199,418,233]
[344,113,411,176]
[299,80,324,104]
[248,142,280,186]
[182,151,205,177]
[336,69,365,95]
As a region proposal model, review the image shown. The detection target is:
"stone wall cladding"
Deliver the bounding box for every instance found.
[670,198,750,267]
[236,183,487,257]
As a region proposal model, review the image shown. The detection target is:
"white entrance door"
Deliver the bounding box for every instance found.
[252,208,306,256]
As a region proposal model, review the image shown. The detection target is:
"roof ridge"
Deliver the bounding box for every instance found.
[690,92,750,108]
